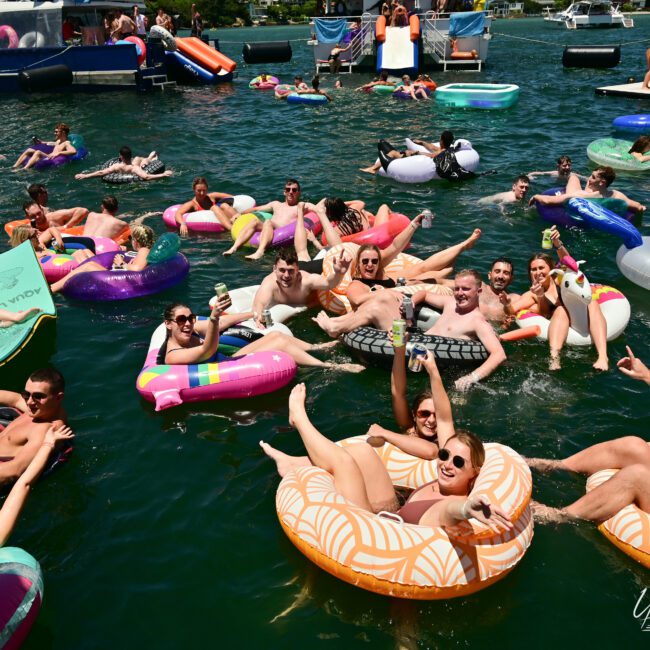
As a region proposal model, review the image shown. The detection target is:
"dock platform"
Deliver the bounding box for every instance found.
[595,82,650,98]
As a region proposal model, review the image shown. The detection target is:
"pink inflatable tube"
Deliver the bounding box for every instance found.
[248,211,321,248]
[162,195,256,233]
[39,236,120,282]
[136,322,297,411]
[322,212,410,249]
[0,25,19,49]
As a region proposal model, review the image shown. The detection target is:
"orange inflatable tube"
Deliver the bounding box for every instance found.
[375,15,386,43]
[409,15,420,41]
[175,37,237,74]
[4,220,131,245]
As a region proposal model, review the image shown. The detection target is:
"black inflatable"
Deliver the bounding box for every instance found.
[342,327,488,368]
[562,46,620,69]
[18,64,73,92]
[101,158,166,184]
[242,41,292,64]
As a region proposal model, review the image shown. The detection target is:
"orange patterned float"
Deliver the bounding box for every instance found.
[276,437,533,599]
[317,243,451,315]
[4,219,131,246]
[586,466,650,568]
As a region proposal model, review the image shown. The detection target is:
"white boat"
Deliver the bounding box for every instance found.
[544,1,634,28]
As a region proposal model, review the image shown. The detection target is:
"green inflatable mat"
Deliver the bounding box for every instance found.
[587,138,650,172]
[0,241,56,367]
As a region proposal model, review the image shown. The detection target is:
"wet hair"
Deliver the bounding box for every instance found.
[274,248,299,267]
[490,257,514,275]
[27,183,47,201]
[323,198,364,236]
[55,123,70,137]
[440,130,454,149]
[454,269,482,284]
[10,224,33,248]
[29,366,65,394]
[192,176,208,189]
[354,244,381,278]
[593,166,616,186]
[131,224,155,248]
[628,136,650,155]
[23,200,39,215]
[445,430,485,469]
[285,178,300,191]
[294,75,303,82]
[101,195,118,213]
[119,146,133,163]
[311,75,320,90]
[514,174,530,186]
[557,155,571,165]
[379,71,388,81]
[527,253,554,279]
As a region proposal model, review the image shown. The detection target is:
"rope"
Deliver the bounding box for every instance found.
[217,37,311,44]
[0,45,75,74]
[492,30,650,49]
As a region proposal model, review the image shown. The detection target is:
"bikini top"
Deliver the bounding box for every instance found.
[157,332,224,366]
[356,277,396,289]
[396,480,447,525]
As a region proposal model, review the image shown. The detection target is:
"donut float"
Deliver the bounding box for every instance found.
[162,195,255,233]
[230,210,321,249]
[249,75,279,89]
[321,211,410,249]
[587,138,650,172]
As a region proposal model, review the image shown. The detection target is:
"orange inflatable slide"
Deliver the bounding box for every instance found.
[175,37,236,74]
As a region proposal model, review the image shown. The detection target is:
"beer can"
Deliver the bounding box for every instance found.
[214,282,229,300]
[392,319,406,348]
[401,295,414,322]
[421,209,434,229]
[262,309,273,327]
[541,229,553,250]
[408,343,428,372]
[396,277,407,287]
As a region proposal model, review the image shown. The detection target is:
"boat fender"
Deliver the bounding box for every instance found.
[18,30,45,48]
[18,64,73,92]
[242,41,292,64]
[0,25,19,48]
[562,45,620,69]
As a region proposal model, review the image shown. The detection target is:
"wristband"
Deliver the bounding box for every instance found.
[460,499,471,519]
[209,315,219,323]
[470,371,480,383]
[410,221,420,230]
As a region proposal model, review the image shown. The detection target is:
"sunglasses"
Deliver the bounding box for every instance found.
[170,314,196,326]
[360,258,379,265]
[415,409,434,419]
[438,448,467,469]
[21,390,49,402]
[284,187,299,193]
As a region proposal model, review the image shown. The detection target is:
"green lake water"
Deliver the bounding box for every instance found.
[1,17,649,648]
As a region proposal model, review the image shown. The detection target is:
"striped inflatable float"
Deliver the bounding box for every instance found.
[317,243,451,315]
[0,547,43,649]
[586,466,650,568]
[276,437,533,599]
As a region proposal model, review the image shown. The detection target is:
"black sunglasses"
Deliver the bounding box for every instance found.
[284,187,299,193]
[438,448,467,469]
[21,390,49,402]
[415,409,434,419]
[360,258,379,265]
[170,314,196,326]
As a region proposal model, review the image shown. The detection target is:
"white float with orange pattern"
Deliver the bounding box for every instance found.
[317,242,451,315]
[276,437,533,599]
[586,464,650,568]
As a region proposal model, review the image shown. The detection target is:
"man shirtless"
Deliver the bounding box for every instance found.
[13,123,77,170]
[82,196,130,240]
[27,183,88,228]
[529,166,646,213]
[478,175,530,206]
[420,270,507,390]
[110,9,136,40]
[75,146,171,182]
[223,179,311,260]
[0,367,68,486]
[480,257,520,325]
[252,248,350,329]
[527,155,585,184]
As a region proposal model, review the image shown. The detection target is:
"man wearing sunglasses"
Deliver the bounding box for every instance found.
[27,183,89,229]
[0,367,67,487]
[252,247,351,329]
[223,179,314,260]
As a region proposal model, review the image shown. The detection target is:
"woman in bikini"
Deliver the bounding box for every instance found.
[174,176,238,236]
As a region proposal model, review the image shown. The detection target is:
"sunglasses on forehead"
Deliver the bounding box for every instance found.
[438,448,467,469]
[169,313,196,326]
[21,390,49,402]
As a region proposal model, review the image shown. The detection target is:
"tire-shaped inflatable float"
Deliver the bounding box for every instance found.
[516,284,630,346]
[276,437,533,599]
[0,25,19,49]
[230,210,321,249]
[38,236,119,282]
[149,25,177,51]
[136,320,297,411]
[317,242,452,314]
[587,138,650,172]
[18,31,45,48]
[392,86,430,100]
[368,84,396,95]
[376,138,479,184]
[342,326,488,368]
[20,134,88,170]
[274,84,295,99]
[286,92,328,105]
[100,157,166,184]
[162,195,255,233]
[321,211,410,249]
[586,453,650,569]
[0,547,43,648]
[249,75,279,89]
[612,114,650,134]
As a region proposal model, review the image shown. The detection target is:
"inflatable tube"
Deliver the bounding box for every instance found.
[4,220,130,246]
[100,157,166,184]
[587,138,650,172]
[376,139,480,184]
[18,31,45,48]
[274,84,295,99]
[586,450,650,568]
[321,211,410,249]
[60,250,189,301]
[612,114,650,134]
[150,25,176,51]
[175,37,230,74]
[242,41,292,65]
[276,438,533,599]
[136,321,297,411]
[562,45,620,69]
[209,284,306,324]
[534,187,634,228]
[0,25,18,49]
[124,35,146,66]
[0,547,44,648]
[342,326,488,368]
[435,83,519,109]
[375,14,387,43]
[616,236,650,290]
[39,236,118,282]
[393,86,430,100]
[249,75,279,89]
[18,64,73,92]
[516,284,630,346]
[368,84,396,95]
[162,195,255,233]
[19,133,87,169]
[230,210,321,249]
[286,92,328,105]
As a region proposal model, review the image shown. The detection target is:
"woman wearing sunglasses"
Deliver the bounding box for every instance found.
[262,353,512,530]
[161,300,364,372]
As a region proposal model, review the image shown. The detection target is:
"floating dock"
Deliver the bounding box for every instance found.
[595,82,650,98]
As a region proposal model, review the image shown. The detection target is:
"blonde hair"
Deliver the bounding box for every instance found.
[131,224,155,248]
[448,430,485,469]
[10,225,33,248]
